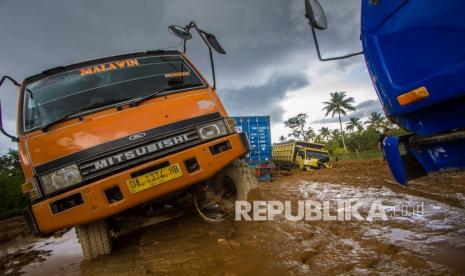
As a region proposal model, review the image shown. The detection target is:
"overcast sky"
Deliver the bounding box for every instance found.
[0,0,382,153]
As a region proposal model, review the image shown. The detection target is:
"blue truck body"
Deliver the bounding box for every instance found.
[360,0,465,184]
[231,116,272,181]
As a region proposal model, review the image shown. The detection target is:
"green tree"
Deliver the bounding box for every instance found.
[305,127,316,142]
[322,91,355,152]
[331,129,341,141]
[0,149,28,219]
[318,127,331,141]
[284,113,308,140]
[346,117,363,133]
[284,113,315,142]
[313,135,323,143]
[0,150,22,175]
[365,112,387,131]
[278,135,286,143]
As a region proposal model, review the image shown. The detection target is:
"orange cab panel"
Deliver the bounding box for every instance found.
[31,134,246,234]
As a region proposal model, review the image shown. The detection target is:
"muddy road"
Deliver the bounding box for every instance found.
[1,159,465,275]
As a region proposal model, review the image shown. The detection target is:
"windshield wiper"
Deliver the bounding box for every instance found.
[130,84,203,107]
[129,89,164,107]
[40,97,132,132]
[40,83,203,132]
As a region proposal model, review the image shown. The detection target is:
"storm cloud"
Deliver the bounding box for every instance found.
[0,0,364,150]
[219,73,309,123]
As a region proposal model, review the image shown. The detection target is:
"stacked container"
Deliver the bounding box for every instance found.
[231,116,272,181]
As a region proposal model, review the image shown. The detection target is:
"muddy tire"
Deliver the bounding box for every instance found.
[317,160,324,169]
[76,219,112,260]
[215,159,258,201]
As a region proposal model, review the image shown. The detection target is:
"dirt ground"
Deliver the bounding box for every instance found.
[1,159,465,275]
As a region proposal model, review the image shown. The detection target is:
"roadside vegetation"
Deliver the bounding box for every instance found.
[0,149,28,219]
[280,91,407,160]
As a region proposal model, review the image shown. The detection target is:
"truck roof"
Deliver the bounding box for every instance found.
[24,50,181,84]
[273,141,326,150]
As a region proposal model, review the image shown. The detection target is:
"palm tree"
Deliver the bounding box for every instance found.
[365,112,387,131]
[319,127,331,141]
[322,91,355,152]
[313,135,323,143]
[346,117,363,133]
[331,129,340,141]
[279,135,286,143]
[305,127,316,142]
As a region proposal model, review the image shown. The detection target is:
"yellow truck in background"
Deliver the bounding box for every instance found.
[272,141,331,171]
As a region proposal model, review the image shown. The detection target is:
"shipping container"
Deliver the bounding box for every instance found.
[231,116,272,181]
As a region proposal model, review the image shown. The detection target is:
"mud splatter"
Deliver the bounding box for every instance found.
[0,159,464,275]
[0,248,50,275]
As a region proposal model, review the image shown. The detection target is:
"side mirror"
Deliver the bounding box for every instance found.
[0,100,18,142]
[204,32,226,54]
[304,0,363,61]
[305,0,327,30]
[168,25,192,40]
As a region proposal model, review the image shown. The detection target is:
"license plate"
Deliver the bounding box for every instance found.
[126,163,183,194]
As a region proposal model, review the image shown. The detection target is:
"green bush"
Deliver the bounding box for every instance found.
[0,150,28,220]
[331,149,382,161]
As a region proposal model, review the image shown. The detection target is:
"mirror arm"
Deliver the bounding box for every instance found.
[198,29,217,90]
[182,38,187,54]
[207,42,217,90]
[0,127,18,142]
[185,21,218,90]
[311,26,363,61]
[0,75,21,88]
[0,75,20,142]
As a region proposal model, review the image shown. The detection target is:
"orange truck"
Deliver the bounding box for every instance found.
[0,22,257,259]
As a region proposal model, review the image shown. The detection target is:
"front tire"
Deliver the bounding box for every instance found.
[214,159,258,202]
[76,219,112,260]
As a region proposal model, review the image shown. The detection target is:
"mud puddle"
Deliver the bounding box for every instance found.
[19,229,83,275]
[255,179,465,274]
[1,159,465,275]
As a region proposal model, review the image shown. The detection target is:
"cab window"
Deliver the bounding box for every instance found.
[23,55,205,132]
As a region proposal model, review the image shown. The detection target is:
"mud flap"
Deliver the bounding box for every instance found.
[384,136,426,185]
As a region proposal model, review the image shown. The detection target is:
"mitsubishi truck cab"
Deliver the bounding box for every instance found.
[0,23,257,259]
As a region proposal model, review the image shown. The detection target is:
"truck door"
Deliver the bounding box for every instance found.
[295,150,305,169]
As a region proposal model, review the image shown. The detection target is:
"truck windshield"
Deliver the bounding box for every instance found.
[306,150,329,160]
[22,55,205,131]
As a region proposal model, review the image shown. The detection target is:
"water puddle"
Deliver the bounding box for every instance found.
[384,228,414,241]
[20,229,83,275]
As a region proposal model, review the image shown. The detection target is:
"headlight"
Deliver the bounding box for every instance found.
[39,164,82,195]
[196,120,228,140]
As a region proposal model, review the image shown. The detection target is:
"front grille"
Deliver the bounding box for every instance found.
[79,129,201,181]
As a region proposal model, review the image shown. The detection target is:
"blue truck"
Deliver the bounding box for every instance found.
[231,116,272,181]
[305,0,465,185]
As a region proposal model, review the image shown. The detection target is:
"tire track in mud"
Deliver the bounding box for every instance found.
[255,161,465,274]
[123,215,286,275]
[76,173,465,275]
[3,159,465,275]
